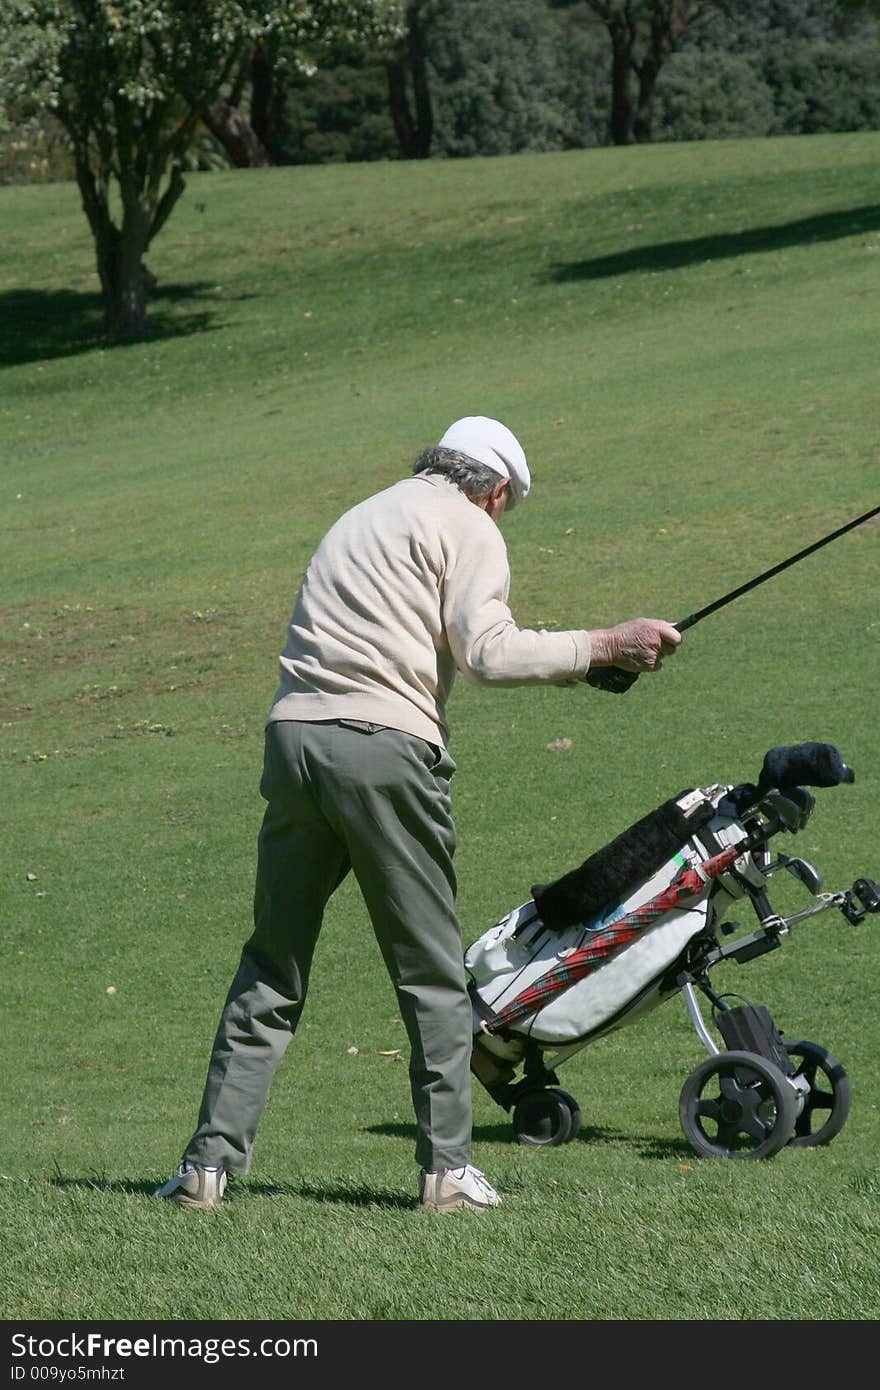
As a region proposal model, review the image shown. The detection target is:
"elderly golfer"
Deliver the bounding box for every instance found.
[156,416,680,1212]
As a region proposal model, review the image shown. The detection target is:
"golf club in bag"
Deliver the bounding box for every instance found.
[465,742,878,1158]
[587,503,879,693]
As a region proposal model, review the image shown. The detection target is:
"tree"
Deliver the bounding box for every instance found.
[0,2,401,337]
[664,0,880,139]
[429,0,572,158]
[653,49,775,142]
[551,3,613,149]
[201,45,274,169]
[202,2,403,169]
[385,0,573,161]
[584,1,707,143]
[384,0,433,158]
[274,35,400,164]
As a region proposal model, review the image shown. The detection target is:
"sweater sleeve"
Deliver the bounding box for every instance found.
[442,512,591,686]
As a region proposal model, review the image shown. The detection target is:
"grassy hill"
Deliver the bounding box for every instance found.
[1,133,879,1324]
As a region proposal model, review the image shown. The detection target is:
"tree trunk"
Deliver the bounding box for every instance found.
[408,9,433,159]
[633,55,661,142]
[249,41,287,158]
[385,2,433,159]
[101,257,152,336]
[72,154,145,336]
[100,204,161,337]
[202,96,271,168]
[73,145,186,337]
[609,25,637,144]
[591,0,701,146]
[386,57,418,157]
[634,2,699,143]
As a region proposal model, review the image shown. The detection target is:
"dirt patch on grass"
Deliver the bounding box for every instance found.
[0,600,266,722]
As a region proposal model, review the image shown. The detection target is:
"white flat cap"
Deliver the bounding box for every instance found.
[438,416,530,509]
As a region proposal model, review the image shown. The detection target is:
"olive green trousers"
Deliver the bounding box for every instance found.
[184,718,474,1173]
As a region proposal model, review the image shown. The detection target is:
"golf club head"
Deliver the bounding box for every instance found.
[758,786,816,833]
[781,855,823,895]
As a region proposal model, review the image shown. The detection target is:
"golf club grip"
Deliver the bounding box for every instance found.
[585,666,640,694]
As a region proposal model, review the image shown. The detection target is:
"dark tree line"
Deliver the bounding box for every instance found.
[6,1,880,186]
[275,0,880,164]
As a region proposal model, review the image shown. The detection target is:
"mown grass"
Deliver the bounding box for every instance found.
[1,132,879,1325]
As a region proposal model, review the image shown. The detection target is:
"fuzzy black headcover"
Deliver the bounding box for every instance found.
[711,745,850,817]
[531,792,716,933]
[758,742,853,793]
[718,742,853,818]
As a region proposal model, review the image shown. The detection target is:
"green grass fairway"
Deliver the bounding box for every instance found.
[1,132,879,1323]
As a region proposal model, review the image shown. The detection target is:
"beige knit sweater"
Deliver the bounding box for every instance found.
[268,472,592,746]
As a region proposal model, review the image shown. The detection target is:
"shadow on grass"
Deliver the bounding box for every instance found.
[367,1118,692,1159]
[0,280,251,368]
[550,203,880,284]
[44,1124,695,1207]
[367,1119,514,1147]
[247,1178,416,1210]
[47,1173,416,1210]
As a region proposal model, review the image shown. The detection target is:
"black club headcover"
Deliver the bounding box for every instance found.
[531,791,716,933]
[757,742,854,793]
[716,783,759,818]
[719,742,853,819]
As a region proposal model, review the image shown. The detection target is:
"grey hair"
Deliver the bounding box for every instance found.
[411,445,502,500]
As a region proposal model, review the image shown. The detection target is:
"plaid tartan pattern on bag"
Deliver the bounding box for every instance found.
[485,845,740,1035]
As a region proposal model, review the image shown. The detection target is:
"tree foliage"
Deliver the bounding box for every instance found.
[276,35,399,163]
[654,0,880,141]
[652,49,775,142]
[414,0,571,159]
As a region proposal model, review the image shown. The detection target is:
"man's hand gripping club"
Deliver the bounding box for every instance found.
[586,618,681,693]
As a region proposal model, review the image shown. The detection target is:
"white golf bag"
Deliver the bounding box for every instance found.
[464,743,877,1158]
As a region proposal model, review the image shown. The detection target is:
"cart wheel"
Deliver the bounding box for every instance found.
[555,1089,583,1142]
[784,1040,851,1147]
[679,1050,798,1159]
[512,1088,578,1147]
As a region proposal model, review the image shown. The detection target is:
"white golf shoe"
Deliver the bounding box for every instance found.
[154,1161,227,1208]
[419,1164,500,1213]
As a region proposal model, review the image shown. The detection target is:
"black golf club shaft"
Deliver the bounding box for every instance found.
[674,502,880,633]
[586,503,879,693]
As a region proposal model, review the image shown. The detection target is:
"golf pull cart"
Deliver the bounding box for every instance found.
[465,743,878,1159]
